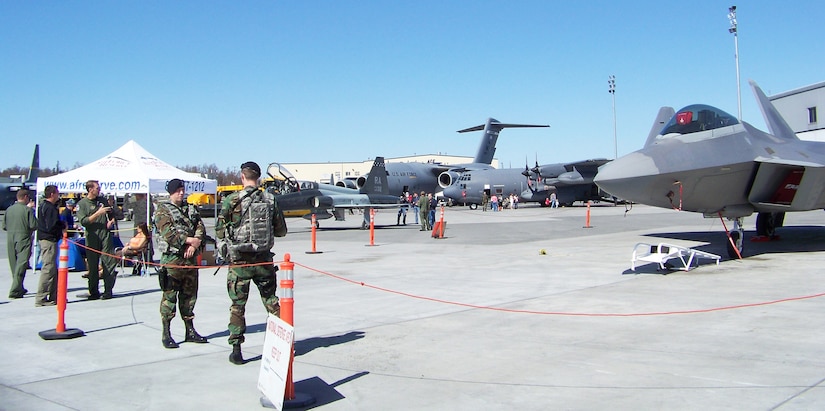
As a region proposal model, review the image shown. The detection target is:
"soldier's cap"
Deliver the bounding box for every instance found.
[240,161,261,176]
[166,178,185,194]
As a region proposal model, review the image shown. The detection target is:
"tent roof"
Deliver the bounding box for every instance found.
[36,140,217,194]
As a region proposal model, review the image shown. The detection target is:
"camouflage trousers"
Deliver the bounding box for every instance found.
[160,266,199,321]
[227,263,279,346]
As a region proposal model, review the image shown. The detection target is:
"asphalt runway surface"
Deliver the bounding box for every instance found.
[2,203,825,410]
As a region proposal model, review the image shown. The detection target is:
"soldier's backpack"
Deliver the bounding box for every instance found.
[226,189,275,257]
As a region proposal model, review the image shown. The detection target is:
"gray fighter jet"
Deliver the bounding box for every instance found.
[0,145,39,210]
[351,118,549,196]
[594,80,825,258]
[442,158,610,208]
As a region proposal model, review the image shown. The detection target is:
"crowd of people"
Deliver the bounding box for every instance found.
[480,192,523,211]
[2,161,288,366]
[391,191,445,232]
[3,164,557,364]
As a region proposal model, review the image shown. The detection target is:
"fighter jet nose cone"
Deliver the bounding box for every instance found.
[594,152,658,201]
[596,153,655,182]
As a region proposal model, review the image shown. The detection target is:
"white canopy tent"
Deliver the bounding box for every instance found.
[37,140,217,195]
[32,140,219,271]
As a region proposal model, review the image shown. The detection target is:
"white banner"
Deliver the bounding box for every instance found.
[257,314,295,410]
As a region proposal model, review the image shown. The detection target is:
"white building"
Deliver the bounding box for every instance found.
[770,81,825,142]
[283,154,499,184]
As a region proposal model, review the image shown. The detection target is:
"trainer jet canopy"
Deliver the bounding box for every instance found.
[594,80,825,258]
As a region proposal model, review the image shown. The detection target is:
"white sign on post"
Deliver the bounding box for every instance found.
[258,314,295,410]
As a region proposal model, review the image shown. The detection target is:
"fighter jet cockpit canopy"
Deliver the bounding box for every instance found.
[658,104,739,138]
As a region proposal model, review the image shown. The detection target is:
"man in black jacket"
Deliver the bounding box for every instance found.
[36,185,64,307]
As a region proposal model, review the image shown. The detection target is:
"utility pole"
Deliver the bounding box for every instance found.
[728,5,742,121]
[608,75,617,159]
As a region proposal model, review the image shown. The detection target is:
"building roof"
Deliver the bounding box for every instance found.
[770,81,825,100]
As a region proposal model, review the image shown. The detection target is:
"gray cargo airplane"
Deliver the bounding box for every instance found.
[594,80,825,258]
[442,158,610,208]
[266,157,402,228]
[0,145,39,210]
[349,118,549,196]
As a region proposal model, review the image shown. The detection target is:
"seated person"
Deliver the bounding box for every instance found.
[118,222,150,257]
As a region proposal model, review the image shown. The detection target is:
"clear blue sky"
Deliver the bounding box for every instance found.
[2,1,823,173]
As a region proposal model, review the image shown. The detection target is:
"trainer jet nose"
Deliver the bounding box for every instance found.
[594,152,661,203]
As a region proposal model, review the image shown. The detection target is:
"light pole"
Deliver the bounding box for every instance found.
[728,5,742,121]
[608,75,617,159]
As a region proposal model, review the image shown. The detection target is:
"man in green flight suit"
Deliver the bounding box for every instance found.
[76,180,118,300]
[417,191,429,231]
[154,178,208,349]
[3,189,37,299]
[216,161,287,365]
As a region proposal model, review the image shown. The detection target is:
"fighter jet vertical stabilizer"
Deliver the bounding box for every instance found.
[750,79,798,141]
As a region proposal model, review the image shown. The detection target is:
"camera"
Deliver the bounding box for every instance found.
[98,199,114,220]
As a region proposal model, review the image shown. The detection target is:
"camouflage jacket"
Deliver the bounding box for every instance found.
[154,200,205,262]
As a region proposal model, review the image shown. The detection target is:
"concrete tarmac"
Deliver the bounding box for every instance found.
[2,203,825,410]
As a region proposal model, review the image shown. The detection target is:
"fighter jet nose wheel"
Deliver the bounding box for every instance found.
[726,231,743,259]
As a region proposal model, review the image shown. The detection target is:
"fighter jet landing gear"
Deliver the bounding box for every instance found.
[754,212,784,240]
[725,217,744,259]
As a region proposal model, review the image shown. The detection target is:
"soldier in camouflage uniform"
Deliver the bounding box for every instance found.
[216,161,287,365]
[154,178,207,349]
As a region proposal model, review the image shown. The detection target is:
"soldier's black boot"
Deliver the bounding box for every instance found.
[162,320,179,349]
[229,344,244,365]
[183,319,208,343]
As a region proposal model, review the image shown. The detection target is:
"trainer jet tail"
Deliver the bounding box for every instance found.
[594,80,825,258]
[0,144,39,210]
[359,157,390,195]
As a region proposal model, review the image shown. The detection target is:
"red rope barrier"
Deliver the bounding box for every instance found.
[290,260,825,317]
